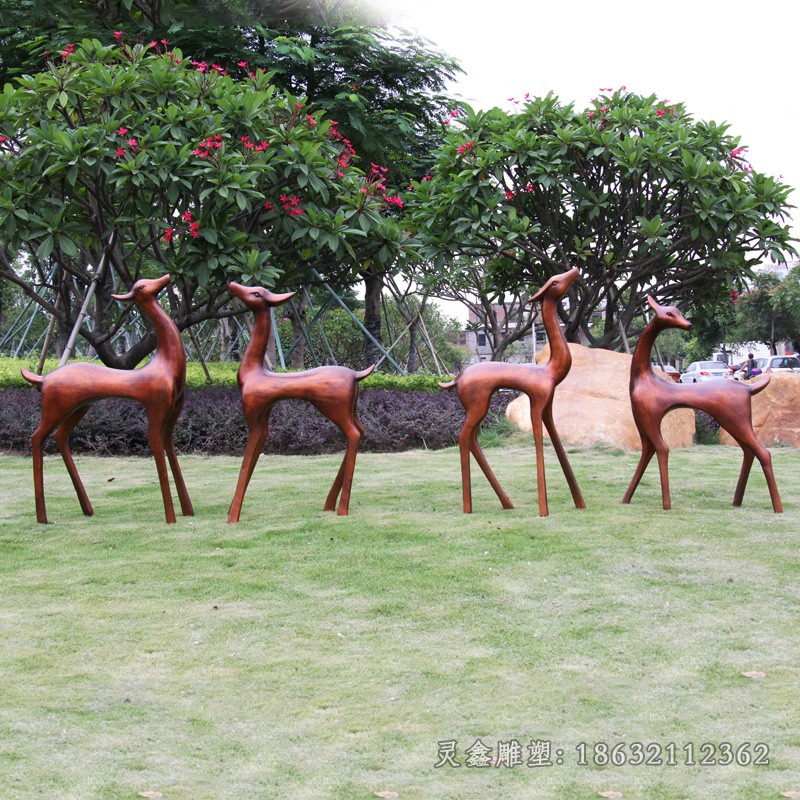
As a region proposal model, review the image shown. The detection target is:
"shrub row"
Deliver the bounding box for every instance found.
[0,357,450,392]
[0,386,515,456]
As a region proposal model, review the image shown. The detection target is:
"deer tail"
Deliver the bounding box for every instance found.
[355,364,377,382]
[748,375,771,395]
[438,379,456,390]
[20,368,44,391]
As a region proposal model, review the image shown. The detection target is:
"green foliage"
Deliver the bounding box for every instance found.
[0,355,450,390]
[732,267,800,352]
[408,90,797,350]
[0,37,412,367]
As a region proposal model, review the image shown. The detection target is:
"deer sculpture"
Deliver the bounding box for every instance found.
[21,274,194,524]
[226,282,375,521]
[440,267,586,516]
[623,295,782,512]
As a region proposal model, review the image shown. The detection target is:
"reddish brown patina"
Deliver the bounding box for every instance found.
[21,274,194,524]
[226,282,374,521]
[440,267,586,516]
[623,296,782,512]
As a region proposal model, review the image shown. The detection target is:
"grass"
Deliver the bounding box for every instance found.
[1,442,800,799]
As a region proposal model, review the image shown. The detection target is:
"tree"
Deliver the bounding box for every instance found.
[0,37,409,367]
[407,90,797,353]
[732,269,800,354]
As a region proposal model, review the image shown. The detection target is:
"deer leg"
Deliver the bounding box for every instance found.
[622,418,657,504]
[163,396,194,517]
[652,434,672,510]
[530,402,549,517]
[543,401,585,509]
[468,426,514,509]
[30,422,56,524]
[732,446,755,507]
[728,428,783,513]
[53,407,93,517]
[327,419,362,516]
[228,412,271,523]
[458,418,476,513]
[146,411,177,524]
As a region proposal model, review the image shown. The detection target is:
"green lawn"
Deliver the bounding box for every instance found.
[1,443,799,799]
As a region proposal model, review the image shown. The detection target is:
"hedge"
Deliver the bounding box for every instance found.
[0,386,515,456]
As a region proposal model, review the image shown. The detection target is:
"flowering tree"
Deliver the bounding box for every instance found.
[0,37,411,367]
[407,90,797,352]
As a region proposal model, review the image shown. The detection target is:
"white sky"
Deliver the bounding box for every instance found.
[382,0,800,236]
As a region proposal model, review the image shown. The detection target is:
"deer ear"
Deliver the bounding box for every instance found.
[647,295,659,312]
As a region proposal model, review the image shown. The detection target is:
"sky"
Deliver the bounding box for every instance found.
[381,0,800,236]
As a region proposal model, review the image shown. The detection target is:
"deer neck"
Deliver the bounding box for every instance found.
[540,296,571,379]
[631,320,660,381]
[142,297,185,372]
[241,308,271,375]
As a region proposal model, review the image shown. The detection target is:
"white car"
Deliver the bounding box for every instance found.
[679,361,730,383]
[756,355,800,374]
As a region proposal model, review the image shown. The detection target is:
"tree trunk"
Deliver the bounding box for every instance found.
[407,319,418,373]
[363,268,383,368]
[289,291,308,369]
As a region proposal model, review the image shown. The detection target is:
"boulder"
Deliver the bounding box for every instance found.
[505,343,695,451]
[719,372,800,447]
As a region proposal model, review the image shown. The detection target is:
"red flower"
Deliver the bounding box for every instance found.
[182,210,193,221]
[263,201,273,211]
[456,141,474,155]
[114,31,123,40]
[306,114,317,126]
[656,109,667,117]
[189,221,200,238]
[115,147,126,156]
[117,126,129,136]
[163,227,174,243]
[422,174,432,181]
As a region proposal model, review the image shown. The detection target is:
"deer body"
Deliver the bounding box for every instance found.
[227,282,374,521]
[440,267,586,516]
[623,296,782,512]
[21,274,194,523]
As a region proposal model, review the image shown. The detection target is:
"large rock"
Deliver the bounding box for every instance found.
[719,372,800,447]
[505,344,695,451]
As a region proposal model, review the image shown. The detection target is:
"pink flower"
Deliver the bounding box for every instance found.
[505,190,514,200]
[191,60,208,73]
[117,126,129,135]
[255,141,270,151]
[456,141,474,155]
[115,147,126,156]
[422,174,432,181]
[656,109,667,117]
[238,61,248,69]
[127,138,138,148]
[114,31,122,40]
[306,115,317,126]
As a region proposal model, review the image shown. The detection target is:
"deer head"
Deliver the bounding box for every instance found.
[646,295,692,332]
[229,282,296,312]
[112,273,171,304]
[527,267,580,305]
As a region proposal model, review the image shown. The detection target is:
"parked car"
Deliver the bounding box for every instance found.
[679,360,730,383]
[650,362,681,382]
[756,355,800,373]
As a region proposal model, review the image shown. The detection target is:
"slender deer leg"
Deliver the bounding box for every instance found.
[621,439,656,504]
[529,399,549,517]
[651,433,671,510]
[543,400,585,509]
[732,447,755,507]
[332,421,362,516]
[30,424,56,524]
[458,420,475,513]
[728,427,783,513]
[146,411,176,524]
[164,395,194,517]
[53,406,93,516]
[469,426,514,509]
[228,412,270,523]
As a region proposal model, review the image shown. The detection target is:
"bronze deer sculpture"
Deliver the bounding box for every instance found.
[440,267,586,516]
[226,282,375,521]
[623,295,782,512]
[21,274,194,524]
